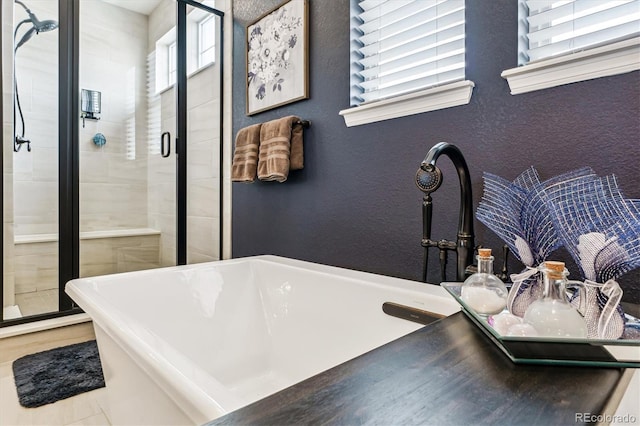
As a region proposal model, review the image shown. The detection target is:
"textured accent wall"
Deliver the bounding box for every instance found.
[232,0,640,302]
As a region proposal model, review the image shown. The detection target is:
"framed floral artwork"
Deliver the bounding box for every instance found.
[246,0,309,115]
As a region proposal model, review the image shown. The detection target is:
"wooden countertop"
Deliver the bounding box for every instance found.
[205,312,626,425]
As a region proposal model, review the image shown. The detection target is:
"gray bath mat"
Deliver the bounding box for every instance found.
[12,340,105,408]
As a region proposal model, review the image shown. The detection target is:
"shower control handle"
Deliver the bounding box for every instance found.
[161,131,171,158]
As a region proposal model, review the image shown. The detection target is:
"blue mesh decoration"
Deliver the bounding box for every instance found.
[478,166,639,338]
[476,167,561,266]
[539,168,636,338]
[542,167,640,282]
[477,167,565,317]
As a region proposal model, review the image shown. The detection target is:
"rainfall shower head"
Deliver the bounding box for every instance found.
[415,163,443,194]
[14,0,58,50]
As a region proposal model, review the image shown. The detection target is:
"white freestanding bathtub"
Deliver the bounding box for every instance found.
[66,255,460,425]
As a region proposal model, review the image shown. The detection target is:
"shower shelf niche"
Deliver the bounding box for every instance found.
[80,88,101,127]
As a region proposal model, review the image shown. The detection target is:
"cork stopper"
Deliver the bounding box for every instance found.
[544,261,565,279]
[478,248,492,258]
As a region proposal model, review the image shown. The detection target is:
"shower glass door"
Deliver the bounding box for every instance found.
[3,0,60,319]
[78,0,178,279]
[77,0,224,279]
[1,0,224,325]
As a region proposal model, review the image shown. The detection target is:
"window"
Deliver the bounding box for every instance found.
[168,41,177,86]
[146,52,161,156]
[154,1,216,93]
[340,0,474,127]
[125,67,136,160]
[502,0,640,94]
[155,27,177,92]
[198,15,216,67]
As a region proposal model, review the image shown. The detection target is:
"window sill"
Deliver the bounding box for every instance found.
[501,37,640,95]
[339,80,475,127]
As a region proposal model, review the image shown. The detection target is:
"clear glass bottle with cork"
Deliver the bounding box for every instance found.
[523,261,587,338]
[460,248,508,315]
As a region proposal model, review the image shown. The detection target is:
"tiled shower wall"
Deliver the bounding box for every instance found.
[12,1,59,236]
[185,66,221,264]
[13,0,149,236]
[78,1,150,233]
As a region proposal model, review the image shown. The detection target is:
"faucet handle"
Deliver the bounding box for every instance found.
[464,264,477,276]
[14,136,31,153]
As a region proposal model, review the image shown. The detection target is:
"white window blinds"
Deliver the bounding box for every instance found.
[351,0,466,106]
[521,0,640,64]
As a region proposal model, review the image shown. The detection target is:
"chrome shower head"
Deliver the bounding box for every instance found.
[14,0,58,50]
[415,163,443,194]
[33,19,58,33]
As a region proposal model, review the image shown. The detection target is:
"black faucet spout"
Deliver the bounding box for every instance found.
[420,142,475,281]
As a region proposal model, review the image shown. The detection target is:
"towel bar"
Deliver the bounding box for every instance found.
[296,120,310,128]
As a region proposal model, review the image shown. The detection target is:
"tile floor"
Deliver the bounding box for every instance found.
[0,363,110,425]
[0,322,111,426]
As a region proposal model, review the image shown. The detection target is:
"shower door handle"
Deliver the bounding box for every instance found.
[161,131,171,158]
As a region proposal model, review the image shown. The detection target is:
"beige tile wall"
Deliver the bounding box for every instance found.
[78,0,150,233]
[12,0,149,236]
[187,65,221,263]
[79,233,160,277]
[12,233,161,295]
[14,240,57,294]
[11,0,59,236]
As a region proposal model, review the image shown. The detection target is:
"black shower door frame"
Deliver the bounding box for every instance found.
[0,0,225,326]
[176,0,225,265]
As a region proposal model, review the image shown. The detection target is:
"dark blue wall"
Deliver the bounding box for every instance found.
[231,0,640,302]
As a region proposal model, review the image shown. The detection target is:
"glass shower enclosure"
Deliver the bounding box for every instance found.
[1,0,224,326]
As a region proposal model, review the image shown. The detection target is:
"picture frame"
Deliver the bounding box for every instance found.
[246,0,309,116]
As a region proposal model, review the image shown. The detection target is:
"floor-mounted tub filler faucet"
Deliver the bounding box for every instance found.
[416,142,475,283]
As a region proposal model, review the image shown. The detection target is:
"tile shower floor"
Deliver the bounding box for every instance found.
[14,289,58,317]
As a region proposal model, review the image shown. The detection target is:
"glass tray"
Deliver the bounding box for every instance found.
[441,282,640,368]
